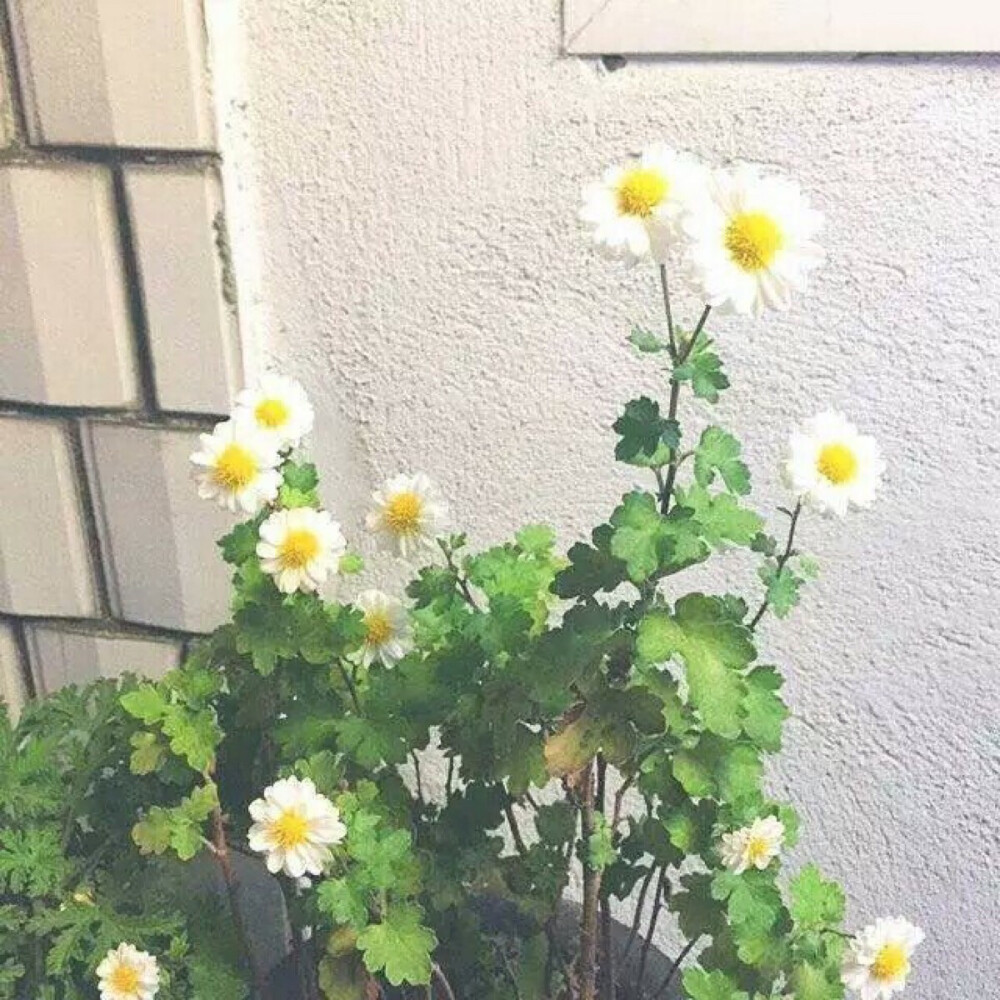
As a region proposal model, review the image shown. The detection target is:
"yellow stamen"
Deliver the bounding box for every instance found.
[279,529,320,570]
[365,609,394,646]
[816,442,858,485]
[724,211,783,271]
[213,443,258,491]
[746,835,771,866]
[272,810,310,849]
[109,964,141,994]
[871,943,908,982]
[255,397,291,429]
[616,167,669,219]
[385,491,423,536]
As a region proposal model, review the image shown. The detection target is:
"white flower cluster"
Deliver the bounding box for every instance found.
[580,145,824,317]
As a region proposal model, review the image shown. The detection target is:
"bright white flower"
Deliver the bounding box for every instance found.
[579,145,707,263]
[247,776,347,879]
[355,589,412,667]
[719,815,785,874]
[685,163,823,316]
[190,418,282,514]
[784,411,885,518]
[257,507,347,594]
[234,373,315,449]
[366,473,448,556]
[842,917,924,1000]
[96,943,159,1000]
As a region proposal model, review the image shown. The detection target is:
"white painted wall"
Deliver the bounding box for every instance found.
[212,3,1000,994]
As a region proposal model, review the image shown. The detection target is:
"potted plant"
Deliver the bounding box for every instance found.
[0,146,924,1000]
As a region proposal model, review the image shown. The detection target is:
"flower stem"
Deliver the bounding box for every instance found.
[749,499,803,629]
[577,761,602,1000]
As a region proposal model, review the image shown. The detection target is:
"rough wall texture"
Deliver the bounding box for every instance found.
[215,3,1000,995]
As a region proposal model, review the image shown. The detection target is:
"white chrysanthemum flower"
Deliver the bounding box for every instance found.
[234,373,315,450]
[96,943,159,1000]
[247,776,347,879]
[355,589,413,667]
[842,917,924,1000]
[580,145,707,263]
[190,418,282,514]
[784,411,885,518]
[257,507,347,594]
[719,815,785,874]
[684,163,823,316]
[366,473,448,557]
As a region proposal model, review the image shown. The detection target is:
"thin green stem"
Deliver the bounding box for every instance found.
[659,265,678,360]
[749,499,803,629]
[335,659,362,713]
[651,935,700,1000]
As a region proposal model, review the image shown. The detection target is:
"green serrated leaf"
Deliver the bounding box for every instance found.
[629,326,668,353]
[741,667,788,752]
[682,967,748,1000]
[356,904,437,986]
[613,397,680,467]
[694,427,751,495]
[587,814,617,871]
[674,333,730,403]
[790,865,846,930]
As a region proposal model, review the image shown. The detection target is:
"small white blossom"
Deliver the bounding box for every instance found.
[355,589,412,667]
[234,373,315,450]
[190,418,282,514]
[257,507,347,595]
[580,145,707,263]
[248,776,346,879]
[685,163,823,316]
[842,917,924,1000]
[96,943,159,1000]
[366,473,448,557]
[719,815,785,874]
[784,411,885,518]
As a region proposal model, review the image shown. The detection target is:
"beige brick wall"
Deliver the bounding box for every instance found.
[0,1,242,718]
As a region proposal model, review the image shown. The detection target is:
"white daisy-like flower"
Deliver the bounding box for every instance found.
[684,163,823,316]
[256,507,347,594]
[783,411,885,518]
[355,589,413,667]
[96,943,159,1000]
[247,776,347,879]
[842,917,924,1000]
[234,373,315,450]
[366,473,448,557]
[190,418,283,514]
[579,145,707,263]
[719,815,785,874]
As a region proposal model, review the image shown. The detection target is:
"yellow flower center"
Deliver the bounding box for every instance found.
[385,491,423,536]
[278,529,321,570]
[816,442,858,485]
[213,443,258,491]
[255,397,291,429]
[746,835,771,866]
[871,943,908,982]
[365,609,394,646]
[616,167,669,218]
[724,211,784,271]
[109,964,141,994]
[272,809,310,849]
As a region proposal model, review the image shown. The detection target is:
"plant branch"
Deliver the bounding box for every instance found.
[439,538,479,609]
[621,865,656,964]
[411,751,425,803]
[432,963,458,1000]
[635,867,668,997]
[335,659,362,713]
[659,265,677,360]
[577,761,602,1000]
[651,935,700,1000]
[503,797,530,858]
[210,805,266,998]
[749,499,803,629]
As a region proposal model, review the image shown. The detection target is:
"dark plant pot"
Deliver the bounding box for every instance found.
[260,895,682,1000]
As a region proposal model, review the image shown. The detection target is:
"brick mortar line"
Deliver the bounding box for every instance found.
[0,400,224,429]
[67,419,113,617]
[0,145,220,167]
[7,617,37,701]
[0,1,27,144]
[1,610,203,645]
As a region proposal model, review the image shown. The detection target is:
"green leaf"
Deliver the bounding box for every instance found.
[356,904,437,986]
[334,716,408,769]
[610,493,708,583]
[553,525,627,598]
[674,333,730,403]
[758,564,803,618]
[741,667,788,752]
[587,814,616,871]
[535,802,577,847]
[682,968,748,1000]
[282,461,319,492]
[694,427,751,495]
[613,397,680,467]
[218,519,262,565]
[790,865,846,931]
[676,486,763,549]
[637,595,755,738]
[339,552,365,575]
[317,878,370,931]
[129,731,167,775]
[790,963,845,1000]
[132,808,173,856]
[630,326,668,354]
[120,684,168,724]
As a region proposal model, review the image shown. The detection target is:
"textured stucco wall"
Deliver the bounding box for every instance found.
[213,3,1000,995]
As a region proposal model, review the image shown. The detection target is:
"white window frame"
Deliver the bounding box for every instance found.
[564,0,1000,54]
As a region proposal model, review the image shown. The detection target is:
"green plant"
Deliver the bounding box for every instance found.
[2,147,924,1000]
